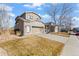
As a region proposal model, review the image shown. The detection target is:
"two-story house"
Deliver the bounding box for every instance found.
[14,12,45,36]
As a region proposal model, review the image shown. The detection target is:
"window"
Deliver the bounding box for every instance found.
[26,16,29,19]
[26,15,33,20]
[36,17,39,20]
[29,16,33,19]
[16,22,19,24]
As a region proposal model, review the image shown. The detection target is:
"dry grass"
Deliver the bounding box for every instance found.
[50,32,70,37]
[0,35,64,56]
[0,34,21,43]
[0,29,15,35]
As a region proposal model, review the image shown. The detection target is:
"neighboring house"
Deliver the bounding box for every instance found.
[14,12,45,36]
[44,22,59,33]
[44,22,70,33]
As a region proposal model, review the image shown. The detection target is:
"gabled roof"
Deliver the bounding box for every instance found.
[15,16,44,27]
[15,16,30,22]
[20,11,41,19]
[15,16,43,23]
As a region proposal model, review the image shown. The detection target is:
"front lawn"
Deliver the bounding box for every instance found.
[0,35,64,56]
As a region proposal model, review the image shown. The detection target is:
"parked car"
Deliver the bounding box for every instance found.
[73,28,79,36]
[61,29,68,32]
[73,28,79,33]
[75,32,79,36]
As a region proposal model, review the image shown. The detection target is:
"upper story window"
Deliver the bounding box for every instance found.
[16,22,19,24]
[26,15,29,19]
[26,15,33,20]
[29,16,33,19]
[36,17,39,21]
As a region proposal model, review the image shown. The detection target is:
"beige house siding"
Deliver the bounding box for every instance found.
[23,21,44,35]
[21,12,41,21]
[15,12,44,36]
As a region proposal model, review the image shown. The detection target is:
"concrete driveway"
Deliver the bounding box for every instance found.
[35,33,69,44]
[35,33,79,56]
[61,35,79,56]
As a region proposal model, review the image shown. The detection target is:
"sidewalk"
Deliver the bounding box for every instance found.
[61,35,79,56]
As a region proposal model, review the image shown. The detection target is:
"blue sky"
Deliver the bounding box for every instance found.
[0,3,79,27]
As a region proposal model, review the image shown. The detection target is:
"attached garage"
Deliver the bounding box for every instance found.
[23,21,45,35]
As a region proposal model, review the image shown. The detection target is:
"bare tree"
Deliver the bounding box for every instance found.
[47,3,73,32]
[61,16,73,30]
[58,4,73,31]
[0,4,13,30]
[47,4,59,25]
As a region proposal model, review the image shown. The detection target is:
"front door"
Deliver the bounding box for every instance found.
[26,25,30,32]
[24,25,31,35]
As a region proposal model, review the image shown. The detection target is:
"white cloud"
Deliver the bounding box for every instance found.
[32,3,44,7]
[42,14,50,17]
[73,17,79,20]
[24,4,32,8]
[38,14,41,15]
[7,13,15,17]
[0,4,13,11]
[41,14,52,23]
[37,7,42,10]
[72,17,79,27]
[24,3,44,8]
